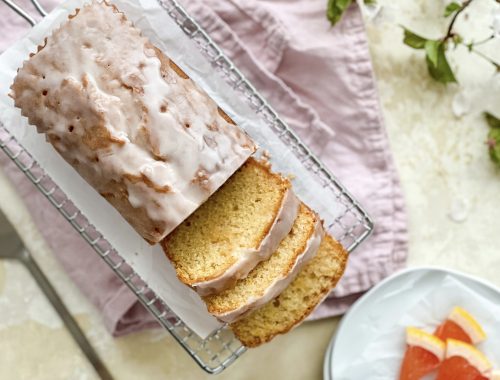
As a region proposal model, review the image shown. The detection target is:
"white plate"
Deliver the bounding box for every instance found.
[324,267,500,380]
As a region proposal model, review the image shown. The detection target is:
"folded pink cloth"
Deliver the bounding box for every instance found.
[0,0,407,334]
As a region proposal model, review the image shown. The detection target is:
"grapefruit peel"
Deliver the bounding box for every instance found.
[406,327,446,360]
[446,306,487,345]
[445,338,492,375]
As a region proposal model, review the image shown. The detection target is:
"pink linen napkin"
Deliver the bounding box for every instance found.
[0,0,407,334]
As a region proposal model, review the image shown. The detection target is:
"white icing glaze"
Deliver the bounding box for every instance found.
[215,217,325,323]
[194,190,300,296]
[446,339,492,374]
[11,1,255,243]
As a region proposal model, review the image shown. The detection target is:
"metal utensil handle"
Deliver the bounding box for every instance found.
[20,249,114,380]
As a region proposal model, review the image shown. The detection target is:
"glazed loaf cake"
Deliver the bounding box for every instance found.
[11,1,255,243]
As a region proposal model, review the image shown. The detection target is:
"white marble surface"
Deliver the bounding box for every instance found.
[1,0,500,378]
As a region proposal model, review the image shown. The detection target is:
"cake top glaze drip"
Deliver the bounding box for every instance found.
[11,1,255,242]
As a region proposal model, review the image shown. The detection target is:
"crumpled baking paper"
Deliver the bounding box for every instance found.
[333,271,500,379]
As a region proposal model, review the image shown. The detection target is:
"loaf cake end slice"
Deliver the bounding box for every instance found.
[230,235,348,347]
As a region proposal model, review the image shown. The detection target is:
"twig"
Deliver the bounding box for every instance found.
[444,0,474,41]
[470,47,500,69]
[468,34,496,46]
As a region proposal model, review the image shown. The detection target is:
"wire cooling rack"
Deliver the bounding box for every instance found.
[0,0,373,374]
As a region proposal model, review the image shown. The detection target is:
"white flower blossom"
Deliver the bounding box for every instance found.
[492,6,500,38]
[358,1,382,21]
[360,3,398,25]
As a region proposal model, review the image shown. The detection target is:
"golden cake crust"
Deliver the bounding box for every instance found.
[230,235,348,347]
[161,157,298,293]
[203,203,324,323]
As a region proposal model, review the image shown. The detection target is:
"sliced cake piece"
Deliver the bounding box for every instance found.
[161,158,300,296]
[230,235,348,347]
[203,203,324,323]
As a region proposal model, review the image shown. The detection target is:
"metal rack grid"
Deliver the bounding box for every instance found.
[0,0,374,374]
[161,0,372,253]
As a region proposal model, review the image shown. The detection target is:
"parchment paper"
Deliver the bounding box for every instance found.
[0,0,343,338]
[336,275,500,379]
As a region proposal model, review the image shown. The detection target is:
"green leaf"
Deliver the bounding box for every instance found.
[363,0,377,4]
[483,113,500,167]
[425,40,440,67]
[487,127,500,165]
[327,0,352,26]
[444,2,462,17]
[425,41,457,84]
[403,28,428,49]
[484,112,500,129]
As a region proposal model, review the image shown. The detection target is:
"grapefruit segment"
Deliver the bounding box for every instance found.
[437,356,489,380]
[399,327,445,380]
[436,339,492,380]
[435,320,473,344]
[435,307,486,344]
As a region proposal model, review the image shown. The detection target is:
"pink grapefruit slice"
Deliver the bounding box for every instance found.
[436,339,492,380]
[434,306,486,345]
[399,327,445,380]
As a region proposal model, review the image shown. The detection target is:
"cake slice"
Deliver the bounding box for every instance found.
[203,203,324,323]
[162,158,300,295]
[10,1,255,244]
[230,235,348,347]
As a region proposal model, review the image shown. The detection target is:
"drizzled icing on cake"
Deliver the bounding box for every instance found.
[11,1,255,243]
[214,216,325,323]
[193,190,300,296]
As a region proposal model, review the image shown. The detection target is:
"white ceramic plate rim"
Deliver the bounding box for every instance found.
[324,266,500,380]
